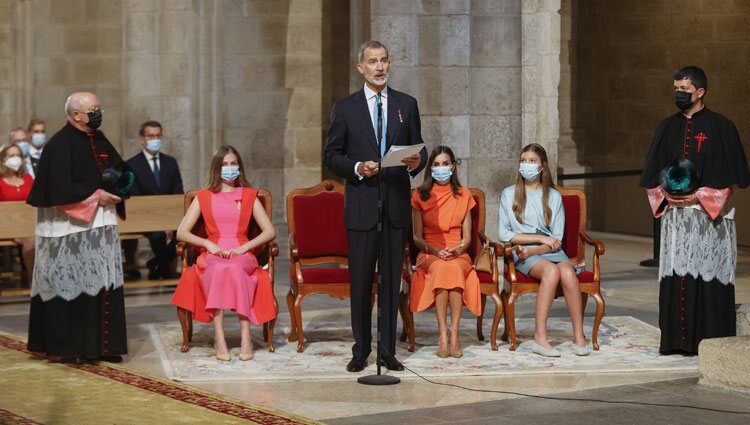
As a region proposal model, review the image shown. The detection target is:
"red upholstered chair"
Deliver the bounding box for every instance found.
[400,188,504,351]
[286,180,377,353]
[500,186,605,351]
[175,188,279,353]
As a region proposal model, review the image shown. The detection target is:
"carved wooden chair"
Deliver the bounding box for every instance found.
[286,180,377,353]
[400,188,504,351]
[175,188,279,353]
[501,186,606,351]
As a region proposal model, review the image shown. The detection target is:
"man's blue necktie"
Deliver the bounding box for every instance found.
[372,92,386,158]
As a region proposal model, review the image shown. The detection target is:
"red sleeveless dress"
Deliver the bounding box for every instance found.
[171,187,276,324]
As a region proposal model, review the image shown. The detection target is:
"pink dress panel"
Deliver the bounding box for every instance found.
[200,190,260,322]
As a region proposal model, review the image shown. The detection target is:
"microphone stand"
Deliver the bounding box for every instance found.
[358,95,400,386]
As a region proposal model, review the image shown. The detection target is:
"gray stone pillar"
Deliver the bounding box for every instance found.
[522,0,561,178]
[370,0,523,237]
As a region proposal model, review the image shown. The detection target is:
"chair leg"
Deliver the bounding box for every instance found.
[286,291,298,342]
[490,291,503,351]
[406,301,415,353]
[399,293,408,342]
[177,307,191,353]
[477,294,487,341]
[500,291,509,342]
[581,293,589,317]
[505,292,518,351]
[293,294,305,353]
[266,318,276,353]
[592,291,606,351]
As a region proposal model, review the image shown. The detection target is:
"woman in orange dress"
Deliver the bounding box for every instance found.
[410,145,481,358]
[172,145,276,361]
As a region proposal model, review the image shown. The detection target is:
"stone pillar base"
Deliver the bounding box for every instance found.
[699,335,750,394]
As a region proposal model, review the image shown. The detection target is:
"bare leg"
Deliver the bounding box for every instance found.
[557,263,586,347]
[213,309,229,356]
[448,289,463,353]
[435,289,449,354]
[238,313,253,356]
[529,261,560,349]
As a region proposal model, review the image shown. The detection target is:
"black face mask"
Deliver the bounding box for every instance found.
[675,91,694,111]
[86,109,103,130]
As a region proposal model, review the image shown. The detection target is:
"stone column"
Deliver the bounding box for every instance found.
[122,0,214,190]
[370,0,523,236]
[521,0,561,178]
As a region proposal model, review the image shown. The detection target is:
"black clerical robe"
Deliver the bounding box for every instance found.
[26,122,128,359]
[640,107,749,354]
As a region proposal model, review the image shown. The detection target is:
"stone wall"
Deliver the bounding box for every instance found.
[562,0,750,244]
[370,0,524,235]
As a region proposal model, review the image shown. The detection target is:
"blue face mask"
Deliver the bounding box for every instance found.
[431,165,452,182]
[146,139,162,153]
[31,133,46,148]
[16,141,30,157]
[221,165,240,182]
[519,162,541,181]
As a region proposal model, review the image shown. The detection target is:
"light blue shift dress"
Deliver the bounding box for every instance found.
[498,185,574,275]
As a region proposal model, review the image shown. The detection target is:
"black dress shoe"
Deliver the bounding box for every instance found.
[100,355,123,363]
[346,357,368,372]
[379,355,404,371]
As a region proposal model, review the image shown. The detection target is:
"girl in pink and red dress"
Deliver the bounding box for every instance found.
[172,145,276,361]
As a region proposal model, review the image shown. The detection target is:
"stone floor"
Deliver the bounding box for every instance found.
[1,232,749,424]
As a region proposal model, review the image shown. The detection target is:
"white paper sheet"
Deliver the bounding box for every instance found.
[380,143,425,168]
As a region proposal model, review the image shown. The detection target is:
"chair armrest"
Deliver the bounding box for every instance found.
[268,241,279,258]
[402,243,414,284]
[289,233,303,285]
[498,242,518,282]
[580,231,605,256]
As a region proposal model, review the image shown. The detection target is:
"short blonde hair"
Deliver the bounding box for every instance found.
[0,144,26,178]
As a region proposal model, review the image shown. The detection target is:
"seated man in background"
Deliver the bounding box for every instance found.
[27,119,47,176]
[124,120,184,280]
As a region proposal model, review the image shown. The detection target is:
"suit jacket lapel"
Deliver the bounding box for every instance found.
[387,89,400,149]
[353,90,380,155]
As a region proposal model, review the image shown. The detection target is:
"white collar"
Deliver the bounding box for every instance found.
[363,84,388,101]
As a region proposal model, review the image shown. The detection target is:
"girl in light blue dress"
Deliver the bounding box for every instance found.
[498,143,589,357]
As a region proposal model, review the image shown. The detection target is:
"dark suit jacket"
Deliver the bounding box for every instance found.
[126,151,184,196]
[323,87,427,230]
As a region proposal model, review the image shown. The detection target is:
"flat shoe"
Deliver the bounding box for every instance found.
[573,343,590,356]
[449,349,463,358]
[239,352,253,361]
[530,341,561,357]
[216,354,231,361]
[436,350,449,358]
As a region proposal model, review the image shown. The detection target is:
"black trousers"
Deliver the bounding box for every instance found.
[347,214,405,360]
[123,231,176,274]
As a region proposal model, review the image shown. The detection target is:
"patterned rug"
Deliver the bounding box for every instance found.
[150,316,698,382]
[0,332,319,425]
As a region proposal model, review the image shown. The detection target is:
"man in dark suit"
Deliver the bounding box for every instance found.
[324,41,427,372]
[124,120,184,280]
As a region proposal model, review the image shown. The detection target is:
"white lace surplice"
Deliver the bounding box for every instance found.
[659,207,736,286]
[31,205,124,302]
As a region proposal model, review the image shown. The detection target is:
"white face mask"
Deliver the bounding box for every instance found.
[4,156,23,172]
[31,133,46,148]
[519,162,541,181]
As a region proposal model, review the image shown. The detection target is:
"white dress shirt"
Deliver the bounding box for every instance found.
[355,84,388,180]
[142,149,161,173]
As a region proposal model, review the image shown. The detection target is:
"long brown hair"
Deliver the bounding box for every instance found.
[418,145,461,200]
[512,143,554,226]
[0,144,26,178]
[206,145,250,191]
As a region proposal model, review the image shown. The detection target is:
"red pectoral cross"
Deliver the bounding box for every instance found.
[694,132,709,152]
